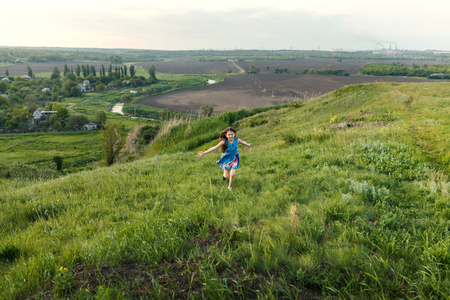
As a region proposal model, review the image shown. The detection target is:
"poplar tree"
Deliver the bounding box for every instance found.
[75,65,81,76]
[50,67,61,80]
[148,64,157,82]
[81,65,87,77]
[27,65,33,78]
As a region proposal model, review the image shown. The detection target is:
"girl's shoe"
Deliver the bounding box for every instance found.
[228,187,232,191]
[222,176,226,180]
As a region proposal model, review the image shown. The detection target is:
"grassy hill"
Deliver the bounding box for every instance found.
[0,82,449,299]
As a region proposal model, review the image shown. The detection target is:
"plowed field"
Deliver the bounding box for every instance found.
[137,74,429,114]
[235,58,447,75]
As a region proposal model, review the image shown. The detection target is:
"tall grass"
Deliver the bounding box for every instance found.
[0,82,449,299]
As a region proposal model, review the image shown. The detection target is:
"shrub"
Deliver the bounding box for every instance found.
[52,155,63,171]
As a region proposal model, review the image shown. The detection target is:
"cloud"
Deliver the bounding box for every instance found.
[3,2,450,50]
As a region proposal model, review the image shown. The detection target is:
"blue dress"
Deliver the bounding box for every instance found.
[216,137,240,170]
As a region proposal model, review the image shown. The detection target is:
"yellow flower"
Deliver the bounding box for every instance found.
[59,266,63,271]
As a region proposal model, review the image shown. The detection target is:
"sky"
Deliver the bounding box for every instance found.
[2,0,450,51]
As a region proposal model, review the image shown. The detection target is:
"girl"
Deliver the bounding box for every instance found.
[197,127,251,190]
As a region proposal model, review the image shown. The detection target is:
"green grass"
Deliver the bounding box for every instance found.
[0,131,102,179]
[0,82,449,299]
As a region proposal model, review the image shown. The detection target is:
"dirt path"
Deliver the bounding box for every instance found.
[232,61,245,73]
[67,98,89,114]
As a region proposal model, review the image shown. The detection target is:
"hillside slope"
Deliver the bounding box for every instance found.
[1,82,449,299]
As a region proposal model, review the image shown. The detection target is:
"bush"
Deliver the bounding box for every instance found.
[52,156,63,171]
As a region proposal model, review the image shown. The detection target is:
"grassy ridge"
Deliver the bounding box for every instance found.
[0,82,449,299]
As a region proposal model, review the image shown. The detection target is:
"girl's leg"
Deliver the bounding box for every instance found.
[228,169,237,188]
[223,169,230,179]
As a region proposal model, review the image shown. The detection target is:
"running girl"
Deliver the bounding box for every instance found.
[197,127,251,190]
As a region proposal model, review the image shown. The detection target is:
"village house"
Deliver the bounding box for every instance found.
[82,122,98,131]
[33,108,57,121]
[78,80,90,93]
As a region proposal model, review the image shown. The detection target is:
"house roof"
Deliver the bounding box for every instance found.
[84,122,97,126]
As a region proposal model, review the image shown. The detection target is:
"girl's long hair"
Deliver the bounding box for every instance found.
[219,127,237,153]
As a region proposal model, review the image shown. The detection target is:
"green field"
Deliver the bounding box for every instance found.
[0,82,449,299]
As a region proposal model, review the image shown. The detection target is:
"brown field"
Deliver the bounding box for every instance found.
[137,74,430,115]
[138,59,241,74]
[235,58,447,75]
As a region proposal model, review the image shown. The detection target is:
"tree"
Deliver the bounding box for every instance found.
[51,93,60,102]
[265,65,270,72]
[129,65,135,77]
[65,72,76,81]
[101,64,106,76]
[62,81,82,97]
[81,65,87,77]
[27,65,33,78]
[5,108,32,130]
[65,115,88,130]
[200,105,214,117]
[248,65,259,74]
[75,65,81,76]
[63,64,69,76]
[94,110,107,124]
[96,82,105,92]
[56,106,70,120]
[0,95,10,108]
[52,155,63,171]
[0,80,8,93]
[50,67,61,80]
[123,65,128,76]
[5,68,9,77]
[90,65,96,76]
[148,65,157,82]
[100,122,126,166]
[121,94,131,103]
[109,55,123,64]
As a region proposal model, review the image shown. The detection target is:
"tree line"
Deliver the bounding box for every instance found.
[360,62,450,78]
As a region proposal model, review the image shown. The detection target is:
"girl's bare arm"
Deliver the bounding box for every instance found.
[197,141,224,157]
[238,138,251,148]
